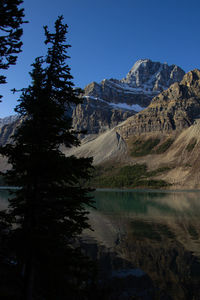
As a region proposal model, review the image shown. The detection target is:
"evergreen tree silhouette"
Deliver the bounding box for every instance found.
[0,0,25,99]
[0,16,94,300]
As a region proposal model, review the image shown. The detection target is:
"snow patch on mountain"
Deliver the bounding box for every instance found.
[110,102,144,112]
[103,79,158,95]
[84,96,144,112]
[83,59,185,111]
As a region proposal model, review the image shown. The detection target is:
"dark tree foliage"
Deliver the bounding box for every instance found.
[0,16,94,300]
[0,0,25,99]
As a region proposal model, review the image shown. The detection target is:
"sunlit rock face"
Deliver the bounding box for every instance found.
[0,59,185,143]
[84,59,185,105]
[117,69,200,138]
[72,97,134,135]
[121,59,185,92]
[74,59,185,135]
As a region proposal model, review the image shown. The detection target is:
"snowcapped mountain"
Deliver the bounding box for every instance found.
[121,59,184,93]
[72,59,185,135]
[0,59,186,144]
[83,59,185,106]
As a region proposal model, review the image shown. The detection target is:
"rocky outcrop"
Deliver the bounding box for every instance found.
[83,59,185,106]
[63,69,200,189]
[121,59,185,92]
[0,59,185,143]
[72,97,135,134]
[117,69,200,138]
[75,59,185,135]
[1,68,200,189]
[0,118,21,146]
[83,79,151,107]
[0,115,19,128]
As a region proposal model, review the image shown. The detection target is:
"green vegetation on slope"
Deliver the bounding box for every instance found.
[155,138,174,154]
[188,225,199,240]
[91,163,171,189]
[131,138,160,156]
[186,138,197,152]
[130,137,174,157]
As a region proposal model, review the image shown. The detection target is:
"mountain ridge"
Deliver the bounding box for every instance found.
[117,69,200,138]
[73,59,185,135]
[2,60,200,189]
[63,68,200,190]
[1,59,184,141]
[83,59,185,104]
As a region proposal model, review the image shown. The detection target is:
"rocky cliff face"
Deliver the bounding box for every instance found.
[0,59,185,145]
[0,115,20,146]
[72,97,135,134]
[1,67,200,189]
[121,59,184,92]
[0,115,19,128]
[62,68,200,189]
[83,59,185,105]
[117,69,200,138]
[73,59,185,135]
[83,79,151,107]
[0,118,21,146]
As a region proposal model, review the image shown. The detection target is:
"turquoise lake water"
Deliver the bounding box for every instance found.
[1,189,200,299]
[87,189,200,299]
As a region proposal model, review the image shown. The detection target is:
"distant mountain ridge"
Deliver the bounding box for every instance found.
[0,115,18,128]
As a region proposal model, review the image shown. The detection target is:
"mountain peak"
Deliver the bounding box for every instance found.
[117,68,200,140]
[129,58,152,71]
[121,59,185,92]
[181,68,200,86]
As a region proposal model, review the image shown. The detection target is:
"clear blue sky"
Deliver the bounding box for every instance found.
[1,0,200,117]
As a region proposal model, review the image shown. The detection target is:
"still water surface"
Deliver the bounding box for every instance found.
[85,189,200,299]
[1,189,200,299]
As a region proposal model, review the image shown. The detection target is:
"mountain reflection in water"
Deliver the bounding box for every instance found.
[82,190,200,300]
[1,189,200,299]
